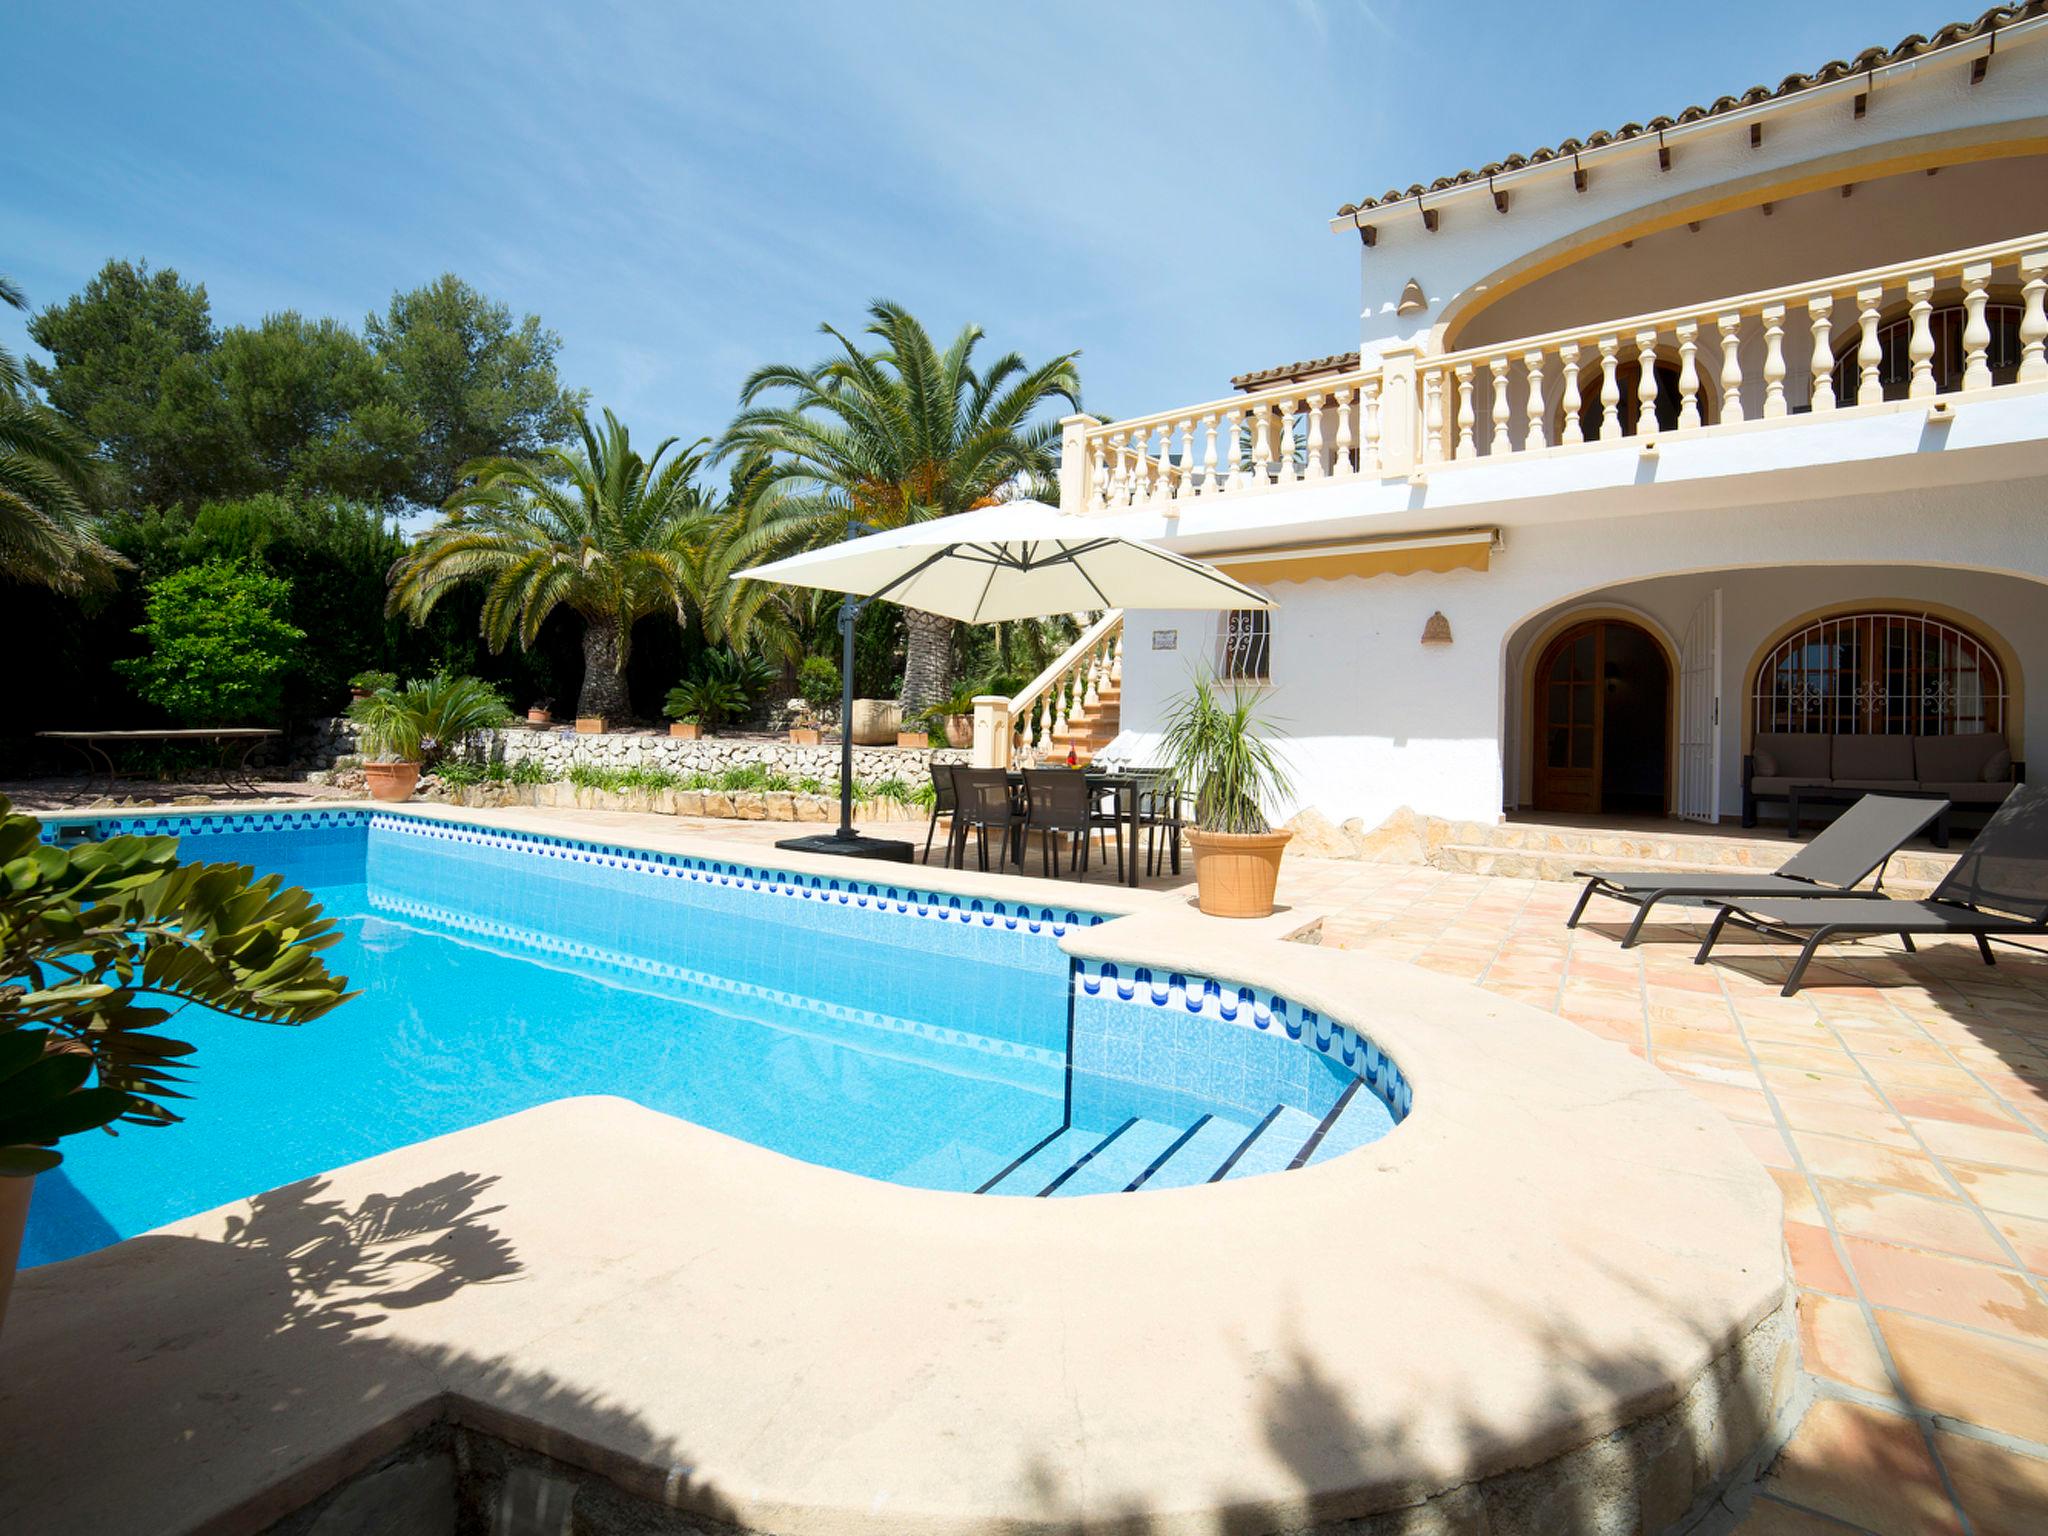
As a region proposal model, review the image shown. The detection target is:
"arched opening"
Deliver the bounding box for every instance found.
[1533,619,1671,814]
[1564,357,1707,441]
[1751,609,2008,738]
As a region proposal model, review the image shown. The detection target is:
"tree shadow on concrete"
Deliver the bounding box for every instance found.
[0,1169,741,1536]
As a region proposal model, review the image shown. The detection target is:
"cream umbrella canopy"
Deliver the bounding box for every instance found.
[732,501,1272,861]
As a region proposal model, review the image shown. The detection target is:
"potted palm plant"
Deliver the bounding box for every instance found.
[1162,674,1295,919]
[0,795,354,1331]
[348,675,513,802]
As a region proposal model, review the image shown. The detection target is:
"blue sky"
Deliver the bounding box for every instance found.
[7,0,1945,444]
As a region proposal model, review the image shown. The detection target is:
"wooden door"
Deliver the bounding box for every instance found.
[1535,624,1604,813]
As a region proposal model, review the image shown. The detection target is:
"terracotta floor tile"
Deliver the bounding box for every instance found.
[1739,1121,1798,1171]
[1816,1178,2011,1265]
[1878,1309,2048,1445]
[1906,1118,2048,1174]
[1772,1095,1915,1148]
[1796,1290,1896,1397]
[1842,1238,2048,1342]
[1989,1212,2048,1276]
[1763,1398,1961,1536]
[1683,1080,1778,1125]
[1790,1131,1953,1198]
[1888,1090,2035,1133]
[1938,1159,2048,1220]
[1773,1168,1823,1224]
[1787,1222,1855,1296]
[1934,1431,2048,1536]
[1729,1495,1868,1533]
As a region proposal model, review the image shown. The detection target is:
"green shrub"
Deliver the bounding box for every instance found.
[794,776,827,796]
[864,776,915,804]
[115,559,305,726]
[798,655,840,713]
[348,675,512,766]
[716,763,773,792]
[508,758,552,786]
[349,669,397,694]
[665,678,746,726]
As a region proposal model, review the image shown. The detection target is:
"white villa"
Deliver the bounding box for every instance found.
[1026,6,2048,844]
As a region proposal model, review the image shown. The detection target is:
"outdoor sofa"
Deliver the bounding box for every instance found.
[1743,731,2022,829]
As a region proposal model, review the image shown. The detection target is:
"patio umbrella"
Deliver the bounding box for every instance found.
[732,500,1272,860]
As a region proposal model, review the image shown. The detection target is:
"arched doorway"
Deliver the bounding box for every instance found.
[1534,620,1671,814]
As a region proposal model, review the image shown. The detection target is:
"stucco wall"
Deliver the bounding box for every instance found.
[1108,475,2048,829]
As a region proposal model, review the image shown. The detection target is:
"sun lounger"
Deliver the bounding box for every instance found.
[1566,793,1948,948]
[1695,783,2048,995]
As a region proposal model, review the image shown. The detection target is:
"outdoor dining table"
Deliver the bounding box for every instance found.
[36,727,281,801]
[988,768,1174,889]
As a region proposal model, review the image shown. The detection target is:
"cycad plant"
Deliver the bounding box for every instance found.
[347,675,511,767]
[387,408,712,720]
[0,275,122,593]
[719,301,1080,712]
[1160,673,1293,835]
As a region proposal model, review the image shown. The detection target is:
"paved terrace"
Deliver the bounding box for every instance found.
[524,807,2048,1535]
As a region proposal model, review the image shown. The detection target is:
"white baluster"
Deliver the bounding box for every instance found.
[1488,356,1512,455]
[1249,402,1272,484]
[1361,377,1382,471]
[1558,342,1582,444]
[1423,369,1446,462]
[1453,365,1476,459]
[1761,304,1787,418]
[1675,322,1701,429]
[1199,412,1219,494]
[1597,337,1621,442]
[1718,314,1745,423]
[1522,350,1548,450]
[1083,643,1101,709]
[1221,406,1243,488]
[1109,627,1123,684]
[1305,391,1327,479]
[1106,431,1128,505]
[1332,387,1354,477]
[1276,394,1299,482]
[2020,254,2048,383]
[1634,330,1659,436]
[1906,276,1936,398]
[1807,293,1837,412]
[1960,262,1993,392]
[1856,287,1885,405]
[1090,432,1109,508]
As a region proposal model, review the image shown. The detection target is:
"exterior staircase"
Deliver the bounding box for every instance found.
[1046,678,1120,765]
[976,611,1126,768]
[1429,816,1959,896]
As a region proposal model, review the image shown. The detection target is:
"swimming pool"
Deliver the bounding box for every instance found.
[25,809,1409,1266]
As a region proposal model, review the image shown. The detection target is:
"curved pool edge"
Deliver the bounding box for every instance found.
[0,817,1795,1536]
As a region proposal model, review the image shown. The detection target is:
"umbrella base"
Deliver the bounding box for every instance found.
[773,831,916,863]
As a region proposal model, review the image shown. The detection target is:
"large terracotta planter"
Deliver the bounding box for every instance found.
[0,1173,32,1337]
[895,731,930,750]
[941,714,973,749]
[575,716,608,735]
[849,699,900,745]
[363,762,420,803]
[788,727,822,746]
[668,722,701,740]
[1185,828,1293,918]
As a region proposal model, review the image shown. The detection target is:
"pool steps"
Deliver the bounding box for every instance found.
[977,1091,1377,1197]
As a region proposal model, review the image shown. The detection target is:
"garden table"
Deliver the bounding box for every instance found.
[36,728,281,802]
[981,768,1166,889]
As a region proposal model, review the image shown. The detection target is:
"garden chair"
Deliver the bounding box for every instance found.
[923,762,959,865]
[1694,783,2048,995]
[1567,793,1948,948]
[950,768,1018,872]
[1021,769,1095,880]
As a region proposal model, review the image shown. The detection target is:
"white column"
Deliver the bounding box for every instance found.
[1332,387,1355,478]
[1059,414,1099,512]
[1675,322,1701,429]
[1305,391,1327,479]
[1558,342,1582,444]
[1596,337,1622,442]
[1634,330,1659,435]
[1453,364,1477,459]
[1855,286,1885,405]
[2020,254,2048,384]
[1522,349,1549,450]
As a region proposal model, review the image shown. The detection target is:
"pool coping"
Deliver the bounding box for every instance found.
[0,809,1795,1534]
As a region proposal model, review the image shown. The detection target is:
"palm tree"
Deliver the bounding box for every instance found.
[0,275,121,592]
[387,408,712,720]
[720,300,1080,712]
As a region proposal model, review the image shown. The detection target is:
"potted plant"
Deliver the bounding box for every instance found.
[669,712,702,741]
[923,690,976,750]
[348,675,513,803]
[1162,674,1294,919]
[348,669,396,703]
[0,794,354,1331]
[575,715,608,735]
[526,697,554,727]
[787,706,822,747]
[895,726,931,750]
[797,655,840,737]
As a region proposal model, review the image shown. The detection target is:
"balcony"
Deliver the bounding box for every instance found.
[1067,233,2048,514]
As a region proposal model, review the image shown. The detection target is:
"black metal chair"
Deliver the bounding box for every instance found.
[1086,776,1126,883]
[1021,769,1095,880]
[950,768,1018,872]
[923,762,959,864]
[1129,769,1185,877]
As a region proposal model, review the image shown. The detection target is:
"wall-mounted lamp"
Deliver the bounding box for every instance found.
[1421,611,1453,646]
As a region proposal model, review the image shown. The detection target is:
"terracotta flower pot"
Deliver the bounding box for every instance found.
[896,730,930,750]
[942,714,973,749]
[527,709,552,727]
[788,727,822,746]
[1185,828,1292,918]
[575,716,607,735]
[0,1173,31,1337]
[363,762,420,803]
[669,722,701,740]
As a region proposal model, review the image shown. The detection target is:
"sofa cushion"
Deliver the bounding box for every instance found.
[1919,780,2016,806]
[1985,746,2013,783]
[1832,779,1920,792]
[1833,734,1916,781]
[1912,732,2006,784]
[1752,732,1830,781]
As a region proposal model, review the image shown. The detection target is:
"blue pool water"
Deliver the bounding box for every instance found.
[25,811,1406,1266]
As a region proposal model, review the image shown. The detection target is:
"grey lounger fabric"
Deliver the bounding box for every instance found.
[1696,783,2048,995]
[1567,793,1947,948]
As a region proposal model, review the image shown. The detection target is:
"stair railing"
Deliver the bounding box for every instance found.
[971,611,1123,768]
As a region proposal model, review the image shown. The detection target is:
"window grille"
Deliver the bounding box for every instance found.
[1753,611,2005,736]
[1218,609,1271,682]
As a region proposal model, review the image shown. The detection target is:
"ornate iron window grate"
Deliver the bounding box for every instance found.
[1754,611,2005,737]
[1218,609,1272,683]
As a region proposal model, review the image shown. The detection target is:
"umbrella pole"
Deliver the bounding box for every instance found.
[837,593,860,840]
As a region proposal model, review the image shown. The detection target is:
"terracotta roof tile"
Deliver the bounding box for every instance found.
[1335,5,2044,218]
[1229,352,1363,392]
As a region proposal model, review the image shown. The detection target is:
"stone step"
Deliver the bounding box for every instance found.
[1452,818,1955,873]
